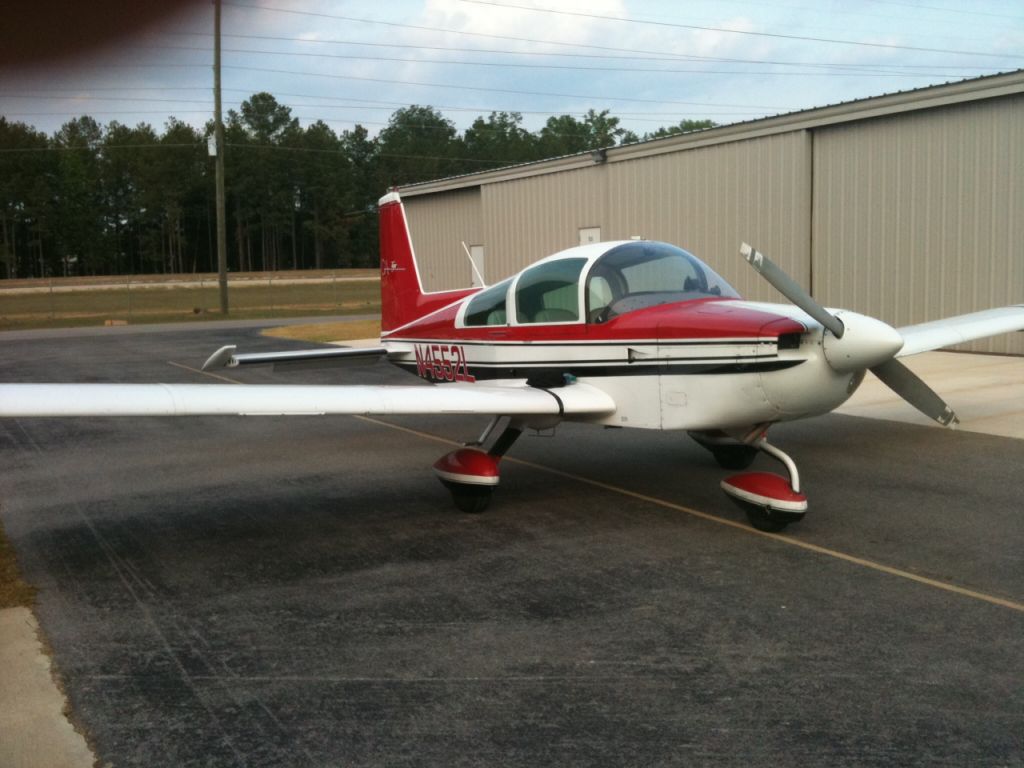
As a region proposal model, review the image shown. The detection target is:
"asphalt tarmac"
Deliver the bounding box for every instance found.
[1,322,1021,767]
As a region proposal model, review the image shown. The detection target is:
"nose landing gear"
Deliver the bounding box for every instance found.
[720,435,807,532]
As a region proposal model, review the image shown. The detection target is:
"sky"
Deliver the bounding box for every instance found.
[1,0,1023,141]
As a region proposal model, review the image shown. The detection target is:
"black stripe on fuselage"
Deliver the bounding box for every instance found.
[393,359,803,379]
[433,353,783,367]
[386,337,776,348]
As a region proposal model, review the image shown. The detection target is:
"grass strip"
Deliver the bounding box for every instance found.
[0,276,381,332]
[0,519,36,608]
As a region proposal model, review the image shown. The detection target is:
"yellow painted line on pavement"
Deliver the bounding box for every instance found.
[167,360,242,384]
[168,359,1024,614]
[356,416,1024,615]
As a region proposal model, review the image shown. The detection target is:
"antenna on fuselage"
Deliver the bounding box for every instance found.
[461,241,487,288]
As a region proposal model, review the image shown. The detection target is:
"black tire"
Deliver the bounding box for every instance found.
[711,445,758,471]
[744,506,792,532]
[723,494,801,532]
[442,481,493,514]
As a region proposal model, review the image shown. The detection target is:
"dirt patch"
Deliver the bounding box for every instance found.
[0,518,35,608]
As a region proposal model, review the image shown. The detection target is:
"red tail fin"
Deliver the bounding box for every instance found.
[378,191,475,333]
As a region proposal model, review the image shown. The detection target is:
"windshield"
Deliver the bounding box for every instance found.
[585,242,739,323]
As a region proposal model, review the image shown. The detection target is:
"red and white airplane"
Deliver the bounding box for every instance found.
[2,191,1023,531]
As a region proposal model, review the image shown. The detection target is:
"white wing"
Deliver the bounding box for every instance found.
[0,382,615,418]
[896,306,1024,357]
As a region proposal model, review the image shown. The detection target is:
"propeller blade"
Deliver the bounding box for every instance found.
[741,243,845,339]
[870,358,959,427]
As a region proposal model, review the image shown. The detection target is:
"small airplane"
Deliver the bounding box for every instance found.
[2,191,1023,531]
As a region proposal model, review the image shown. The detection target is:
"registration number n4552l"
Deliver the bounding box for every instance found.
[414,344,476,382]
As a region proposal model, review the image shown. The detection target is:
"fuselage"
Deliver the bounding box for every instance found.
[380,240,865,431]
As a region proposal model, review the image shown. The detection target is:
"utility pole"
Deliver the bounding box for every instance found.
[213,0,229,315]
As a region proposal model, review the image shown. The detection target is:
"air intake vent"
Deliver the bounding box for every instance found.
[777,332,802,350]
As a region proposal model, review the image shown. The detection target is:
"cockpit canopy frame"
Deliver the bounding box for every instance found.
[459,240,740,328]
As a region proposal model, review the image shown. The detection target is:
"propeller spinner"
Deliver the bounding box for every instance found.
[742,243,960,427]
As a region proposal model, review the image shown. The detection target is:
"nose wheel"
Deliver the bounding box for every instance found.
[720,436,807,532]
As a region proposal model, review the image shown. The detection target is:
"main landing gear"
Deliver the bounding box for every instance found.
[432,418,523,514]
[715,432,807,532]
[436,421,806,531]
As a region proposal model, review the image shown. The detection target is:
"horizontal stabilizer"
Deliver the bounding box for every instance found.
[897,306,1024,357]
[202,345,387,371]
[0,382,616,418]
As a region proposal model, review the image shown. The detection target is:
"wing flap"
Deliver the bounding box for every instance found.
[0,382,616,418]
[202,345,388,371]
[896,306,1024,357]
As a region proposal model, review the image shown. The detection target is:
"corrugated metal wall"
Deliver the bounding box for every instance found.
[480,165,607,282]
[401,87,1024,354]
[407,133,812,302]
[403,187,482,291]
[604,131,811,303]
[812,95,1024,354]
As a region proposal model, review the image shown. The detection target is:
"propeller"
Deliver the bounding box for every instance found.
[742,243,960,427]
[869,358,959,427]
[742,243,845,339]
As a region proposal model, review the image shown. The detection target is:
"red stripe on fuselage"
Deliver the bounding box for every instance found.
[383,297,806,344]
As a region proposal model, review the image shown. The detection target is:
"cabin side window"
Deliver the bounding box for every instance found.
[514,258,587,324]
[463,279,512,326]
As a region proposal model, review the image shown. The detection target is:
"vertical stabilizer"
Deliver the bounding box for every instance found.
[377,191,475,333]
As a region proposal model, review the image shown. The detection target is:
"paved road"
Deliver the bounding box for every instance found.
[1,324,1022,767]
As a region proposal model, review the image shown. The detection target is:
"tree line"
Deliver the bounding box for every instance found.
[0,93,714,278]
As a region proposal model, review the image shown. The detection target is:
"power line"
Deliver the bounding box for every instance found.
[458,0,1024,59]
[1,109,754,126]
[0,92,760,118]
[0,143,203,153]
[219,65,791,110]
[14,60,793,110]
[694,0,1019,31]
[140,43,963,78]
[1,107,732,136]
[5,111,214,117]
[863,0,1024,21]
[0,139,556,168]
[160,30,1000,75]
[2,95,214,106]
[216,1,933,72]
